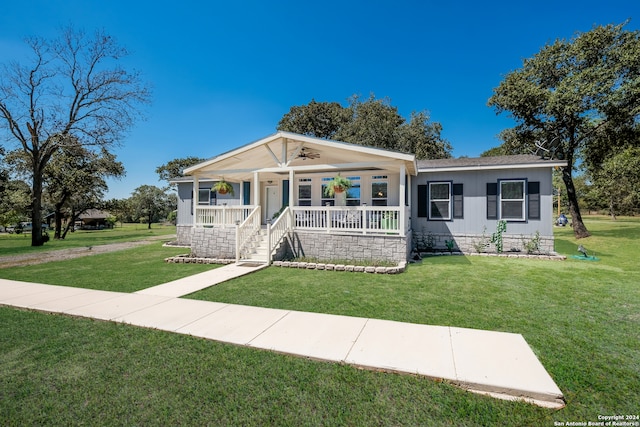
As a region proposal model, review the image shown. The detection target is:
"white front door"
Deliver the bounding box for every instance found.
[265,186,279,222]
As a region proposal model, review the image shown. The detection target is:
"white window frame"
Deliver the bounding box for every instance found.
[297,178,312,206]
[428,181,452,220]
[499,179,526,221]
[371,175,388,206]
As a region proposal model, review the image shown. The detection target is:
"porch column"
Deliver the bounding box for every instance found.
[253,171,259,206]
[399,164,406,237]
[193,174,199,226]
[289,169,295,206]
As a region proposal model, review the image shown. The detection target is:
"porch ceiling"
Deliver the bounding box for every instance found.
[184,132,417,181]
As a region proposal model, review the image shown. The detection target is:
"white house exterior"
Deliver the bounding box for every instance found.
[173,132,565,264]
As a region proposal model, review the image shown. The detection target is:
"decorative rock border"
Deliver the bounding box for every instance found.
[271,260,407,274]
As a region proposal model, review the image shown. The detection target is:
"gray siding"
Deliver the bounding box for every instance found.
[175,181,242,226]
[411,168,555,238]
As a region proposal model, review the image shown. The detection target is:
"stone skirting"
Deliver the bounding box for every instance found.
[176,225,193,246]
[413,230,556,255]
[191,227,236,259]
[285,231,410,264]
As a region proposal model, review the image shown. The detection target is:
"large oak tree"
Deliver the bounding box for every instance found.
[488,22,640,238]
[278,94,452,160]
[0,26,150,245]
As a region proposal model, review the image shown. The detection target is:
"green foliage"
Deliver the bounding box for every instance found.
[278,94,452,159]
[473,227,491,253]
[590,147,640,217]
[129,185,173,229]
[488,22,640,238]
[521,230,541,254]
[277,99,350,139]
[156,157,206,183]
[490,220,507,253]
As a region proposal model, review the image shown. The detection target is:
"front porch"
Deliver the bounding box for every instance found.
[184,205,411,264]
[180,132,417,264]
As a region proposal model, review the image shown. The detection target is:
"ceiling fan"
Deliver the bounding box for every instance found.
[297,147,320,160]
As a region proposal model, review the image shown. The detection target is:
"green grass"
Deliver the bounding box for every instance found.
[0,244,218,292]
[1,216,639,425]
[0,223,177,257]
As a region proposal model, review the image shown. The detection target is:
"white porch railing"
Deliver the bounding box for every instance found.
[235,206,261,262]
[196,205,255,227]
[290,206,405,235]
[267,206,292,260]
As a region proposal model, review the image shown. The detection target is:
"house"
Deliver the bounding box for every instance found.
[174,132,565,264]
[76,209,112,230]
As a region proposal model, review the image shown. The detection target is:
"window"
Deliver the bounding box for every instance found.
[198,189,211,205]
[298,178,312,206]
[453,183,464,219]
[346,176,361,206]
[429,182,451,220]
[371,176,388,206]
[321,177,335,206]
[500,179,526,221]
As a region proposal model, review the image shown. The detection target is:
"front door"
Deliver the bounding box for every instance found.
[265,186,279,223]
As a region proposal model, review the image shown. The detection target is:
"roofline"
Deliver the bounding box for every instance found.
[183,131,416,175]
[418,161,567,173]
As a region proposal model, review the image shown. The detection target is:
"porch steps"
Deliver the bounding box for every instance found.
[240,228,283,264]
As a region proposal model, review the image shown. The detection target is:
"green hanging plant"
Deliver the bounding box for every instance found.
[324,174,352,197]
[212,179,234,196]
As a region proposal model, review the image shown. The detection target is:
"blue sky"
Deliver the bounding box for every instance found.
[1,0,638,199]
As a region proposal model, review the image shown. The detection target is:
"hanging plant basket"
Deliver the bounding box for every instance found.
[324,174,352,197]
[212,179,234,196]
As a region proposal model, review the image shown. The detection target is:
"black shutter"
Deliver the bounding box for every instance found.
[282,180,290,207]
[453,183,463,219]
[243,181,251,205]
[487,183,498,219]
[528,181,540,220]
[417,185,427,217]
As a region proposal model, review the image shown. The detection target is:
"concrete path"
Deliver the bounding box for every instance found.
[135,262,269,298]
[0,277,565,409]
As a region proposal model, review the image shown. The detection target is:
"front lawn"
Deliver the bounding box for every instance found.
[0,216,638,425]
[0,223,177,257]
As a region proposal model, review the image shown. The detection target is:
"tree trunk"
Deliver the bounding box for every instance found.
[561,165,591,238]
[54,201,65,239]
[609,199,617,220]
[30,162,45,247]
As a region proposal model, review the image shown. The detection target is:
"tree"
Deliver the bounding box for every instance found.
[129,185,172,229]
[43,140,124,238]
[277,99,349,139]
[0,26,150,246]
[590,147,640,218]
[156,157,206,184]
[277,94,451,159]
[488,22,640,238]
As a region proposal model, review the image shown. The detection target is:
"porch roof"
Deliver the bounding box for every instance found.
[184,132,417,181]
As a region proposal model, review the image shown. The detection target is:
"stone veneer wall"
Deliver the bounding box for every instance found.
[415,232,555,254]
[191,227,236,259]
[176,225,193,246]
[284,231,410,263]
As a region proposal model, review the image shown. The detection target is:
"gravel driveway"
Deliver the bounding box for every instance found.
[0,235,175,268]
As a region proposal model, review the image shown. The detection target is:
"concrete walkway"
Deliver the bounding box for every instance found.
[0,272,565,409]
